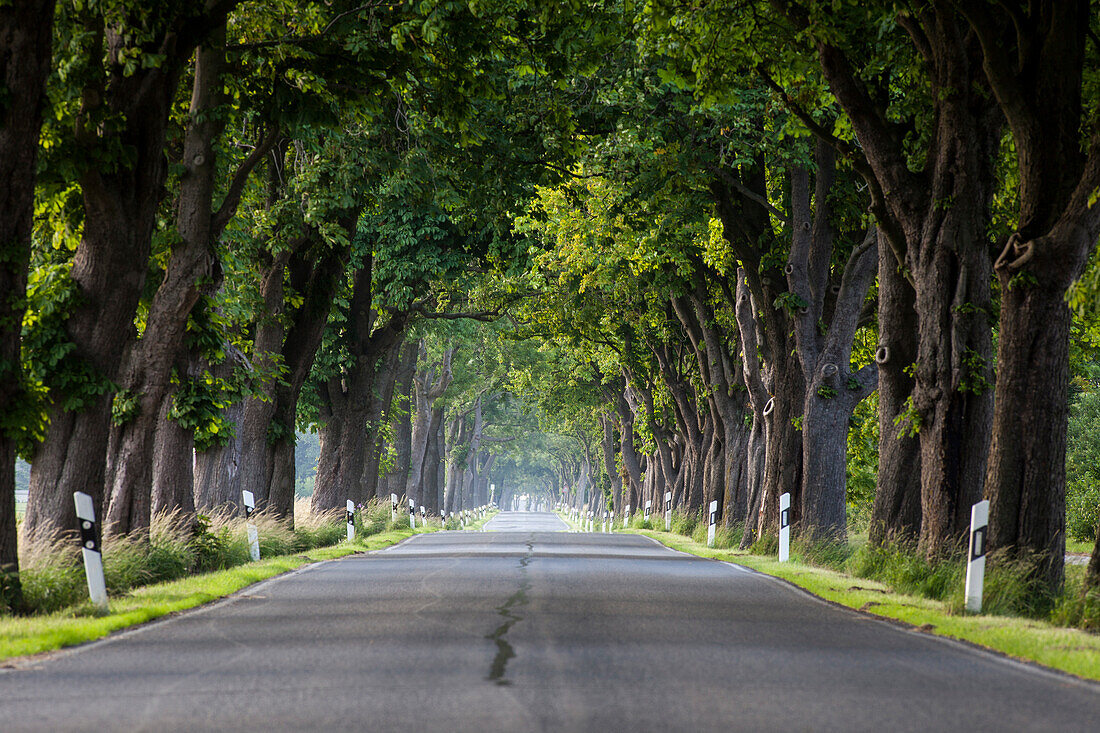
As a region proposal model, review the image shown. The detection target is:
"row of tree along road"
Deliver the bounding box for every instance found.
[1,1,1099,615]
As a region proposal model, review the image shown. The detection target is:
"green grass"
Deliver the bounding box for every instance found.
[1067,537,1095,555]
[0,525,436,662]
[625,528,1100,681]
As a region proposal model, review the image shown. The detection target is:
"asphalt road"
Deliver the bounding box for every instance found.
[1,511,1096,731]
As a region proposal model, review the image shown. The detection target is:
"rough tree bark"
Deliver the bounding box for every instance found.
[611,386,643,511]
[240,236,350,521]
[25,3,234,541]
[380,340,419,500]
[104,33,277,535]
[734,271,772,547]
[870,232,922,546]
[360,342,405,503]
[599,414,622,514]
[193,346,247,512]
[406,345,453,508]
[0,0,55,608]
[419,409,446,514]
[711,162,804,537]
[786,153,879,540]
[443,414,469,515]
[961,0,1100,594]
[792,5,1001,556]
[313,297,406,513]
[150,394,196,519]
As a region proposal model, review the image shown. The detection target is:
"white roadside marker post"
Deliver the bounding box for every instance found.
[73,492,108,614]
[665,491,672,531]
[243,490,260,562]
[707,500,718,547]
[420,505,426,524]
[965,500,990,613]
[346,500,355,542]
[603,511,609,533]
[779,492,791,563]
[390,493,398,523]
[409,498,416,529]
[644,500,652,523]
[624,504,630,527]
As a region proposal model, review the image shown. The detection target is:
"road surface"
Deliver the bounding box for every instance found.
[0,511,1096,731]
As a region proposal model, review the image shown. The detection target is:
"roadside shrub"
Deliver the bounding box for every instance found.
[691,522,708,545]
[751,532,778,556]
[1051,568,1100,631]
[1066,391,1100,542]
[7,499,349,616]
[794,535,853,571]
[847,542,964,602]
[17,537,85,614]
[671,509,700,536]
[713,525,743,549]
[976,549,1055,617]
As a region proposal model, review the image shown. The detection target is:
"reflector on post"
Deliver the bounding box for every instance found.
[73,492,108,614]
[707,500,718,547]
[243,490,260,561]
[965,500,989,613]
[779,492,791,562]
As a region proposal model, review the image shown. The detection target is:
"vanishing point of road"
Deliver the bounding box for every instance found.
[0,511,1096,731]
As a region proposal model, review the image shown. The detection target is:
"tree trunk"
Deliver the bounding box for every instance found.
[810,11,1001,557]
[600,415,622,514]
[194,399,244,511]
[361,342,404,503]
[1085,517,1100,596]
[151,392,196,519]
[615,390,643,510]
[759,350,804,537]
[312,260,409,513]
[406,346,453,507]
[443,415,469,515]
[733,271,771,547]
[962,0,1100,596]
[25,4,229,542]
[431,412,446,513]
[381,341,418,499]
[104,35,276,536]
[0,0,54,608]
[986,255,1078,593]
[784,158,879,541]
[741,410,767,547]
[243,233,350,520]
[237,254,288,513]
[870,241,922,546]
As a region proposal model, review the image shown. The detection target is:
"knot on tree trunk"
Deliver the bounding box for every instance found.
[994,232,1034,273]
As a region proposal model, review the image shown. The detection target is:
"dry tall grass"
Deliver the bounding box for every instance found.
[7,500,348,616]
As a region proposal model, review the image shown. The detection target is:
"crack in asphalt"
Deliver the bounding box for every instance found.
[485,539,534,686]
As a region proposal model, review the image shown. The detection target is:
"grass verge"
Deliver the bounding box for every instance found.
[0,525,433,663]
[626,527,1100,682]
[556,511,588,532]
